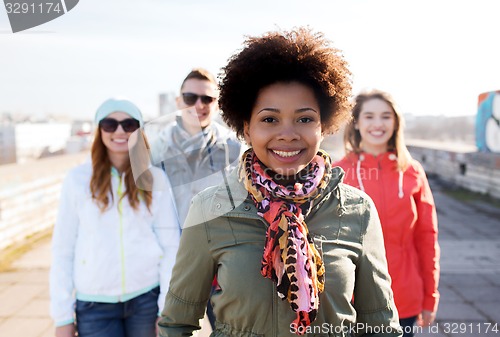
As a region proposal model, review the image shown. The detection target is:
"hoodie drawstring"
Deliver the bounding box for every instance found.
[398,171,404,198]
[356,154,404,199]
[388,154,404,199]
[356,156,366,193]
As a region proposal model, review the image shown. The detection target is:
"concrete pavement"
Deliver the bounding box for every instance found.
[416,178,500,337]
[0,177,499,337]
[0,239,212,337]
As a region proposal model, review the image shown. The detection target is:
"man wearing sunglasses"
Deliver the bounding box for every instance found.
[156,68,242,330]
[157,68,242,223]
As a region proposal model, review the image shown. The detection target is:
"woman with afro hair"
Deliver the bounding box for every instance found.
[158,27,402,337]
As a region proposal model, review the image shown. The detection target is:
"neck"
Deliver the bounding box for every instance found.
[270,168,309,189]
[181,120,210,136]
[273,174,297,189]
[360,144,388,157]
[107,151,129,174]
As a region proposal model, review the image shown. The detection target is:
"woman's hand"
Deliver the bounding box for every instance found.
[55,323,76,337]
[156,316,161,337]
[417,310,436,326]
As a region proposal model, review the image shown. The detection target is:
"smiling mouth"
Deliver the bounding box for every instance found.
[187,108,208,118]
[272,150,301,157]
[113,139,128,143]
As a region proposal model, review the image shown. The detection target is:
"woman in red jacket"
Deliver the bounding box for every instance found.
[334,89,440,337]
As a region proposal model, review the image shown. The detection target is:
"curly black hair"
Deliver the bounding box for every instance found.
[218,27,352,139]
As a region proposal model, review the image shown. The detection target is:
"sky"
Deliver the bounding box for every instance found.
[1,0,500,121]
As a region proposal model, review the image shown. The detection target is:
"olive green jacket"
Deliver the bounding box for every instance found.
[159,167,402,337]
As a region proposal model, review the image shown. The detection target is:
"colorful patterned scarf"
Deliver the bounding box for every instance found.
[239,148,332,334]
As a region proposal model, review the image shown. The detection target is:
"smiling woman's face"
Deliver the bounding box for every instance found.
[100,112,134,155]
[355,98,396,155]
[243,81,323,178]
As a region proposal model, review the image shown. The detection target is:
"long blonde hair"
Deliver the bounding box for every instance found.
[90,130,152,212]
[344,89,412,171]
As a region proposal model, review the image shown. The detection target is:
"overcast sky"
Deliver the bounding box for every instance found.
[1,0,499,121]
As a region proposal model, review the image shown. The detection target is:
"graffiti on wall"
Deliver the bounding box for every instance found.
[476,91,500,153]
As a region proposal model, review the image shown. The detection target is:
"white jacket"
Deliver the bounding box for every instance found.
[50,161,180,326]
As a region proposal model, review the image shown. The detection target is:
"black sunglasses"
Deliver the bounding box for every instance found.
[99,118,140,133]
[182,93,216,106]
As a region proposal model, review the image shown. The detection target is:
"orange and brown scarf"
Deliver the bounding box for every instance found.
[239,149,332,334]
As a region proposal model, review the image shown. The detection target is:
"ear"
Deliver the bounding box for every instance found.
[243,121,252,146]
[354,121,359,130]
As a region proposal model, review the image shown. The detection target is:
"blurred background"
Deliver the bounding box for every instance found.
[1,2,500,336]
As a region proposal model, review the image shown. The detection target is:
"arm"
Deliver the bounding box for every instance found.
[157,193,216,337]
[413,162,440,320]
[354,199,402,337]
[152,175,181,313]
[55,324,76,337]
[49,173,79,327]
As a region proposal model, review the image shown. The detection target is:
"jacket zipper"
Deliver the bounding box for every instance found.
[378,159,387,224]
[117,173,126,295]
[246,212,276,335]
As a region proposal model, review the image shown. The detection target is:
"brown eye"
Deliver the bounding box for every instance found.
[262,117,276,123]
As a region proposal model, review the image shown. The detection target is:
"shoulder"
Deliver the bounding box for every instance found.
[59,161,92,199]
[317,182,377,240]
[150,121,179,162]
[183,170,248,227]
[338,182,373,208]
[212,122,242,158]
[182,185,220,229]
[213,122,240,143]
[408,157,424,171]
[156,121,177,145]
[332,154,356,169]
[148,166,173,193]
[155,120,179,147]
[191,179,239,213]
[338,183,378,232]
[65,161,92,184]
[406,158,428,178]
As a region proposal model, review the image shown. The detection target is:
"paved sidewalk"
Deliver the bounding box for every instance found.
[0,237,52,337]
[0,239,212,337]
[414,178,500,337]
[0,178,499,337]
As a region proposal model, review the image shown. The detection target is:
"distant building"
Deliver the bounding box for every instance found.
[0,116,94,165]
[15,123,72,162]
[405,115,475,145]
[0,124,16,164]
[67,120,93,154]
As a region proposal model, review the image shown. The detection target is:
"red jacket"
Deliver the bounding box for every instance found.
[334,151,440,318]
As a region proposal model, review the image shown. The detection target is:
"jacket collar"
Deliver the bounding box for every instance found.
[347,151,398,168]
[207,164,345,220]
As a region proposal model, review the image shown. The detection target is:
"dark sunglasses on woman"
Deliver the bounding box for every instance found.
[182,93,216,106]
[99,118,140,133]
